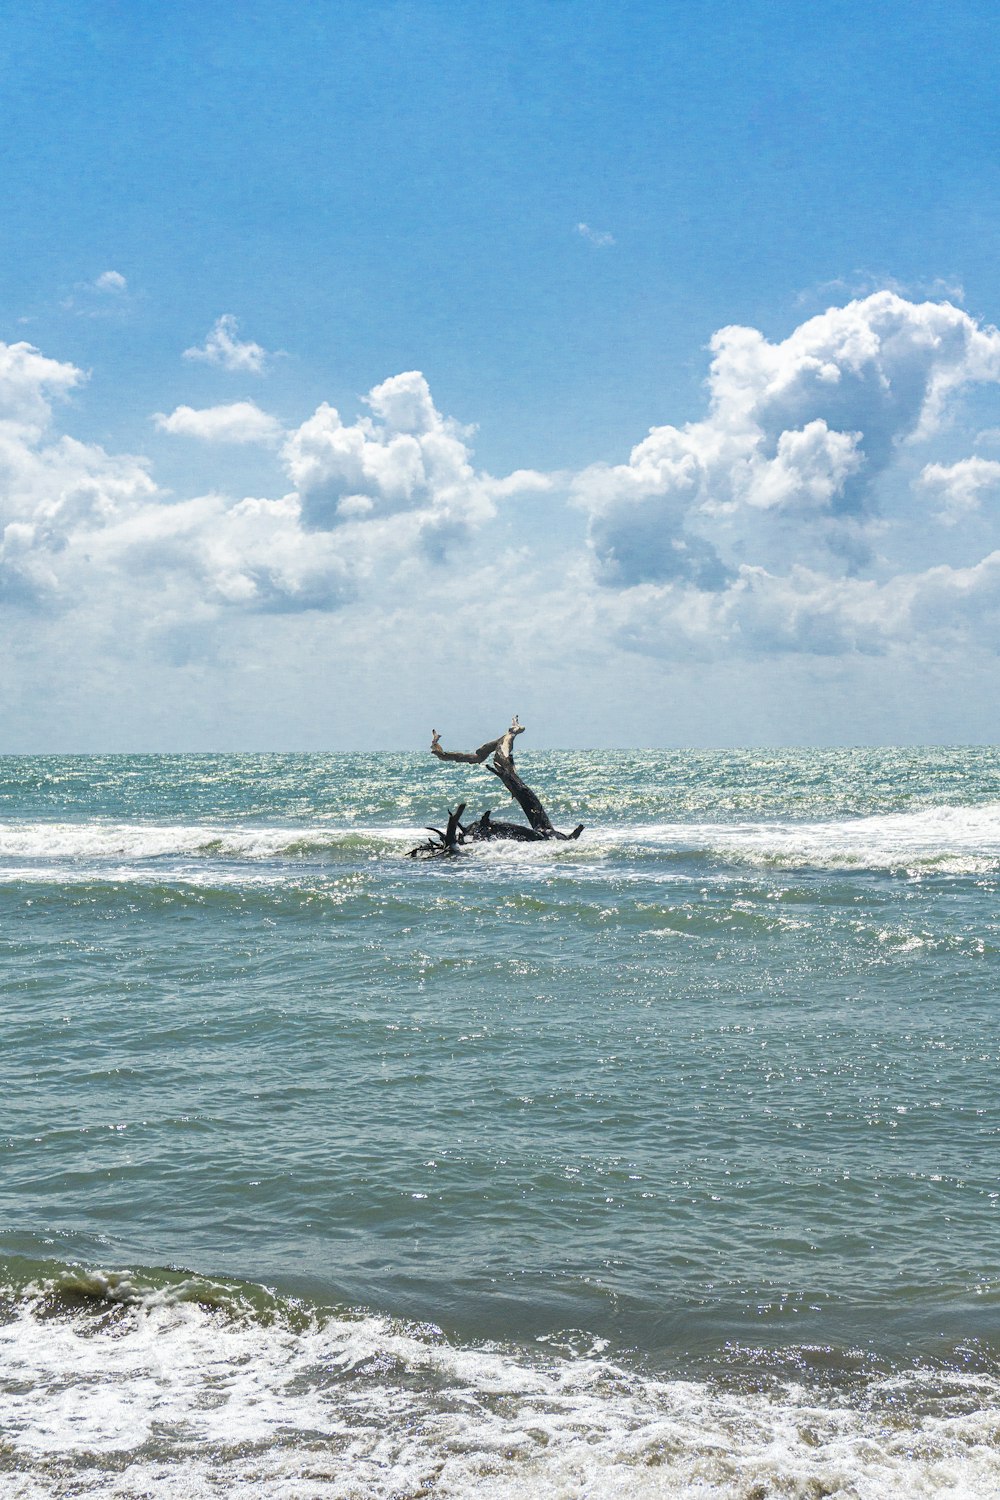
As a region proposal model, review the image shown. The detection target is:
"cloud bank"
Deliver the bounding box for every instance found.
[4,292,1000,692]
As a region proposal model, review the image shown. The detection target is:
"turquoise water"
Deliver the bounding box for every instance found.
[3,748,1000,1496]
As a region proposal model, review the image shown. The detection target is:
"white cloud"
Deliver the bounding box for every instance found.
[487,468,558,498]
[0,340,82,437]
[917,457,1000,525]
[154,401,283,445]
[94,270,127,293]
[183,314,268,374]
[0,352,523,622]
[564,544,1000,665]
[61,271,134,319]
[574,291,1000,587]
[6,292,1000,712]
[0,348,156,606]
[575,222,615,248]
[90,491,356,614]
[283,370,497,554]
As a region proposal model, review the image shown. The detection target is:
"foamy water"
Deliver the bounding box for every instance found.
[625,802,1000,873]
[5,1271,1000,1499]
[1,796,998,877]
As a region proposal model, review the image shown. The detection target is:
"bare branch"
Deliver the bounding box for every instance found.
[408,803,467,858]
[430,717,524,764]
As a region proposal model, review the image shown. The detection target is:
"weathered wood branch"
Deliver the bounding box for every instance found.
[407,803,468,859]
[408,719,583,857]
[487,752,554,835]
[430,717,525,764]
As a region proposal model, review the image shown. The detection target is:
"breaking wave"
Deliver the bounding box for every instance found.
[0,820,414,861]
[0,800,997,887]
[3,1261,1000,1499]
[605,801,1000,875]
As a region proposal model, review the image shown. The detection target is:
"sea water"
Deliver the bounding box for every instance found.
[2,747,1000,1497]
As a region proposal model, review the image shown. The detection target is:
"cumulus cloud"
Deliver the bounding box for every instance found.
[7,294,1000,671]
[183,314,268,374]
[154,401,283,445]
[93,270,127,293]
[0,341,155,607]
[574,292,1000,587]
[283,370,498,554]
[0,340,83,437]
[918,457,1000,525]
[0,338,297,612]
[0,349,528,622]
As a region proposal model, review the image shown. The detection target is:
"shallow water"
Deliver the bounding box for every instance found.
[3,748,1000,1495]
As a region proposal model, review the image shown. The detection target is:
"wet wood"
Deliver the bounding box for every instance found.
[409,720,584,858]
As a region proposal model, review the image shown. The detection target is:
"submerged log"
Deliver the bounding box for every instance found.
[408,719,583,857]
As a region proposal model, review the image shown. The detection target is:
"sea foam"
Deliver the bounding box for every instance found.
[3,1269,1000,1499]
[1,800,998,877]
[605,801,1000,874]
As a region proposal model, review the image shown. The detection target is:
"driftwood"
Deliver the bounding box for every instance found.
[408,718,584,858]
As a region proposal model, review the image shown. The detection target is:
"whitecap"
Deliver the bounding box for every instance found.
[2,1281,1000,1498]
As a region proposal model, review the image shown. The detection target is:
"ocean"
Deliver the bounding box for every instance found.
[3,746,1000,1497]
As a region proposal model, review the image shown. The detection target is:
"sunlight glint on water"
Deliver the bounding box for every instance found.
[3,747,1000,1496]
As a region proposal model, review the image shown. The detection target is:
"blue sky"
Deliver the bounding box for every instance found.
[2,0,1000,748]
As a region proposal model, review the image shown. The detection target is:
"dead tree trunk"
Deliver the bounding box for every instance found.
[408,719,583,858]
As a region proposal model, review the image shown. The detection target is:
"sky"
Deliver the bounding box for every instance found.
[3,0,1000,749]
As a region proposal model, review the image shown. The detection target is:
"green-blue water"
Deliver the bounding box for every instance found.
[3,748,1000,1496]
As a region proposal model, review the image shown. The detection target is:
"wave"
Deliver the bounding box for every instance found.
[442,803,1000,876]
[0,801,998,882]
[0,819,419,861]
[606,801,1000,875]
[2,1260,999,1498]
